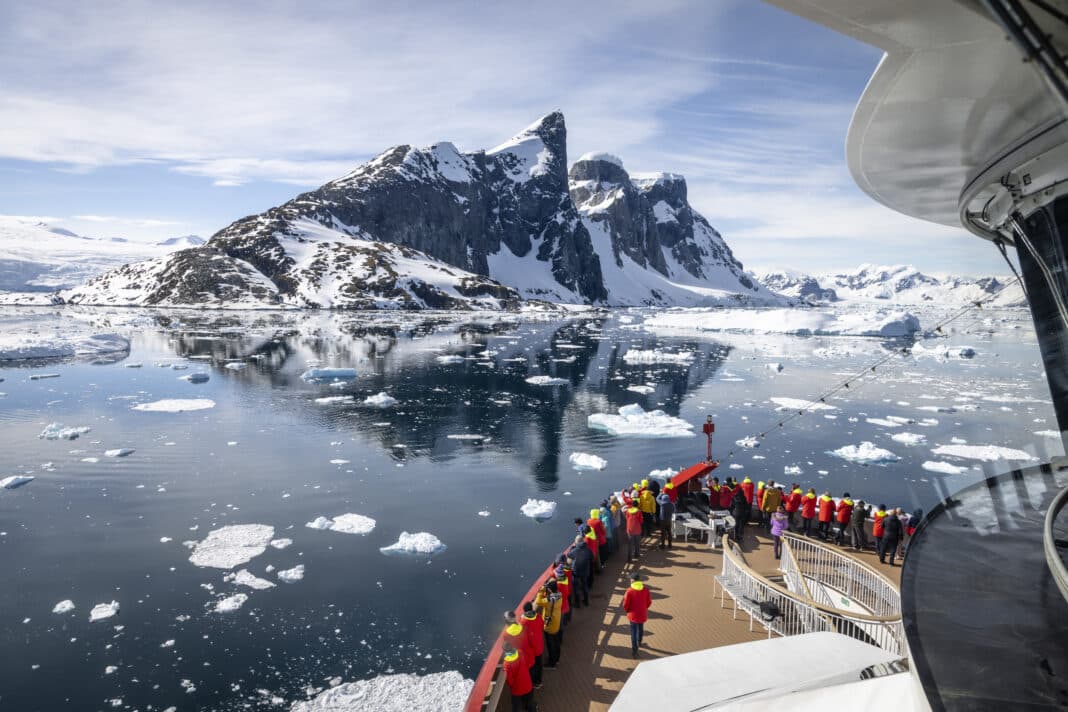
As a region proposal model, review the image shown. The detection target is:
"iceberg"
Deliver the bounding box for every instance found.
[363,392,398,408]
[300,367,357,382]
[626,384,655,395]
[0,332,129,361]
[891,432,927,446]
[188,524,275,569]
[104,448,135,458]
[52,600,75,614]
[180,372,210,383]
[828,441,900,465]
[39,423,91,440]
[224,362,247,371]
[587,404,694,438]
[314,396,353,405]
[379,532,446,556]
[770,397,835,412]
[269,538,292,549]
[291,671,473,712]
[921,460,969,475]
[231,569,275,590]
[520,499,557,521]
[569,452,607,471]
[735,436,760,449]
[643,308,921,338]
[132,399,216,412]
[306,513,377,535]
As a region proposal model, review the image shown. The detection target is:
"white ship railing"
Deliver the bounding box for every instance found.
[782,532,901,617]
[715,535,906,656]
[1044,484,1068,604]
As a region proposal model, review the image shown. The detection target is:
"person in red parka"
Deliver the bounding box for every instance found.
[520,601,544,689]
[740,477,755,506]
[622,572,653,658]
[503,611,534,679]
[816,492,836,540]
[502,643,534,711]
[588,509,607,566]
[625,504,643,562]
[835,494,854,545]
[718,479,734,510]
[785,484,803,531]
[800,488,818,537]
[664,481,678,504]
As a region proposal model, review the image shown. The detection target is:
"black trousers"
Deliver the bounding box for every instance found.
[511,691,535,712]
[544,631,561,666]
[572,575,589,606]
[659,520,673,548]
[733,517,745,541]
[530,654,542,686]
[802,516,814,536]
[881,537,900,564]
[817,520,831,539]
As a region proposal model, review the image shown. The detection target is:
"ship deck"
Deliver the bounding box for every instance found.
[493,526,900,712]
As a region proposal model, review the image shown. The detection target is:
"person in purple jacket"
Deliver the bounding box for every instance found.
[770,503,789,560]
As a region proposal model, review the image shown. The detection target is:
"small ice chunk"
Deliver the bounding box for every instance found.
[89,601,120,622]
[891,433,927,446]
[277,564,305,583]
[132,399,215,412]
[626,385,655,395]
[180,373,210,384]
[524,375,569,386]
[363,392,398,408]
[213,593,248,613]
[435,355,464,364]
[766,362,784,372]
[477,510,491,517]
[735,436,760,449]
[314,396,354,405]
[104,448,135,458]
[622,350,694,364]
[569,452,607,471]
[124,363,143,369]
[105,665,118,675]
[379,532,446,556]
[866,418,902,428]
[929,444,1037,462]
[160,639,176,648]
[305,516,334,530]
[770,398,835,412]
[921,460,969,475]
[224,362,247,371]
[520,499,557,522]
[301,367,357,382]
[188,524,275,569]
[232,569,276,590]
[329,513,377,535]
[52,600,76,614]
[784,465,802,476]
[828,442,900,464]
[1,475,34,489]
[269,538,292,549]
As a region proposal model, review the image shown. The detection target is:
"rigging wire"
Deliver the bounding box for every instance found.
[716,274,1024,467]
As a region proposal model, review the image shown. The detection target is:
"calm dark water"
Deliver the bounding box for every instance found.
[0,306,1060,711]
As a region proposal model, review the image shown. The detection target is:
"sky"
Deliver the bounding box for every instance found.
[0,0,1009,275]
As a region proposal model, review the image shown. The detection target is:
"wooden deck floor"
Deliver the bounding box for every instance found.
[508,526,901,712]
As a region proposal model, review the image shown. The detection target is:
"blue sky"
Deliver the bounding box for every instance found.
[0,0,1008,274]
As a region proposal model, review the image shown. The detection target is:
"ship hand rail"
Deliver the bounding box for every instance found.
[778,535,836,633]
[781,532,901,618]
[1044,484,1068,604]
[720,535,905,655]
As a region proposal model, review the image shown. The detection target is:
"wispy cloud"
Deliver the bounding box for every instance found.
[73,215,182,227]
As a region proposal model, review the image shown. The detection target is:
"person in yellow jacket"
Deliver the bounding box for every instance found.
[638,487,656,536]
[760,479,783,530]
[535,579,563,668]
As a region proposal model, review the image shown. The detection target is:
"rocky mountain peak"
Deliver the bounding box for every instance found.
[569,153,630,185]
[632,172,688,206]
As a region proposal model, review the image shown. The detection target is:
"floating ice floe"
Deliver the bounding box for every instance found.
[916,405,955,413]
[379,532,446,556]
[363,392,398,408]
[622,349,694,364]
[224,362,247,371]
[133,399,216,413]
[520,499,557,522]
[124,362,143,369]
[306,513,377,535]
[784,465,803,476]
[435,355,464,365]
[89,601,120,622]
[626,384,655,395]
[180,373,210,384]
[446,434,488,442]
[1035,430,1062,438]
[588,404,694,438]
[646,467,675,482]
[29,373,60,379]
[269,538,292,549]
[525,375,569,386]
[305,516,333,530]
[213,593,248,613]
[230,569,275,590]
[866,418,903,428]
[0,332,129,361]
[314,396,353,405]
[188,524,275,569]
[766,362,784,372]
[770,397,835,412]
[290,671,473,712]
[891,433,927,446]
[104,448,135,458]
[39,423,91,440]
[569,452,607,471]
[277,565,305,583]
[911,343,977,360]
[301,367,357,382]
[52,600,75,614]
[477,510,491,517]
[643,308,920,338]
[828,442,900,465]
[930,444,1037,462]
[922,460,970,475]
[1,475,35,489]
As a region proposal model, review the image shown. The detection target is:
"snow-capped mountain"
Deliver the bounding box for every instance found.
[156,235,205,248]
[0,217,177,292]
[63,113,776,310]
[753,264,1025,306]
